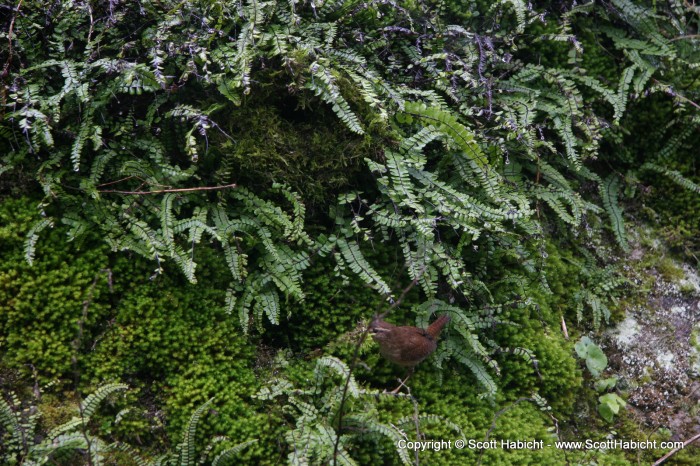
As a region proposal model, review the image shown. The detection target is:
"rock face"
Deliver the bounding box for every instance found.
[606,262,700,439]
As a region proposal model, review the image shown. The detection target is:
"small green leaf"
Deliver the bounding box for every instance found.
[598,402,615,423]
[585,345,608,377]
[595,377,618,392]
[574,336,593,359]
[574,336,608,377]
[598,393,626,423]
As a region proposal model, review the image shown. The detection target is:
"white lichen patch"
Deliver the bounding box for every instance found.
[679,264,700,293]
[691,323,700,377]
[614,316,640,347]
[604,245,700,432]
[669,305,687,315]
[655,351,675,371]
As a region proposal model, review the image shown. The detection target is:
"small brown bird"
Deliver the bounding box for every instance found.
[369,314,450,392]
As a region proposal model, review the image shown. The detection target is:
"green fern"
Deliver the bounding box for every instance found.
[211,440,259,466]
[178,398,214,466]
[307,60,365,134]
[0,384,127,465]
[255,355,426,465]
[336,238,392,298]
[0,392,29,459]
[24,218,54,265]
[642,163,700,193]
[600,175,629,251]
[82,383,129,422]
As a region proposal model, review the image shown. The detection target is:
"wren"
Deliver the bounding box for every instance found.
[369,314,450,392]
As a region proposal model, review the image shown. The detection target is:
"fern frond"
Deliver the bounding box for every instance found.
[211,440,258,466]
[24,218,54,265]
[344,416,412,465]
[0,393,26,456]
[403,102,500,198]
[307,60,364,134]
[642,163,700,193]
[315,356,359,398]
[179,398,214,466]
[599,175,629,251]
[81,383,129,420]
[441,339,498,398]
[336,238,392,298]
[500,0,528,33]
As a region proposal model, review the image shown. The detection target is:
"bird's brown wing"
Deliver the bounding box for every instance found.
[394,327,437,366]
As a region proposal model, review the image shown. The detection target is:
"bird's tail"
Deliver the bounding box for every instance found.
[427,314,450,339]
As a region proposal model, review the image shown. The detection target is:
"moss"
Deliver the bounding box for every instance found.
[36,392,79,432]
[656,257,686,282]
[0,197,113,382]
[1,192,694,465]
[0,198,271,461]
[212,88,380,212]
[83,266,272,461]
[679,282,697,295]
